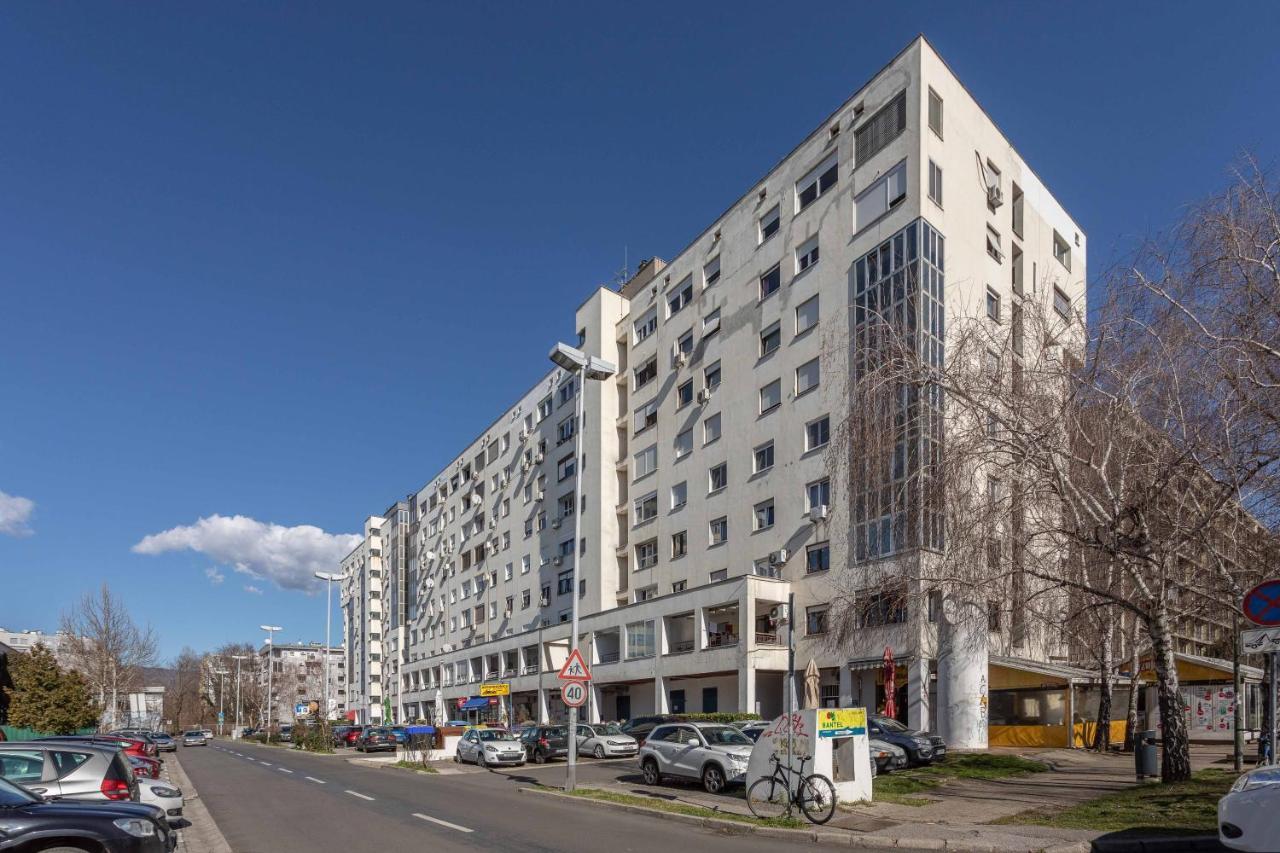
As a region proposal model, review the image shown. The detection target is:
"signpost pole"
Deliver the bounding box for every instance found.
[566,363,585,794]
[1272,651,1277,766]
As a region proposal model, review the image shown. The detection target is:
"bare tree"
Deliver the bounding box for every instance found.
[59,584,158,730]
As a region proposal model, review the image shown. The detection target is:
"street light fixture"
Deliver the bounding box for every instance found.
[230,654,248,738]
[260,625,282,736]
[548,341,616,794]
[314,571,345,725]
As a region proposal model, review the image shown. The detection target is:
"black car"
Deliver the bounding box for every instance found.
[0,775,175,852]
[867,716,947,766]
[354,726,397,753]
[519,726,568,764]
[619,715,678,746]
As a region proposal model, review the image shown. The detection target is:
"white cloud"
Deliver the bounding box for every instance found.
[133,514,361,592]
[244,584,263,595]
[0,490,35,537]
[205,567,225,585]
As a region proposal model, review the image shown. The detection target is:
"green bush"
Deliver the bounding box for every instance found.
[668,712,760,724]
[291,718,334,753]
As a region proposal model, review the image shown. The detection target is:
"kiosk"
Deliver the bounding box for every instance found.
[745,707,873,804]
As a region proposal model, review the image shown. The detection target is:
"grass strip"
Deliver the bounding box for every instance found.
[871,753,1050,806]
[551,785,806,829]
[392,760,439,774]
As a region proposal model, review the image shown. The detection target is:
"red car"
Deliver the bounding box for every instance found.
[128,754,162,779]
[36,735,154,759]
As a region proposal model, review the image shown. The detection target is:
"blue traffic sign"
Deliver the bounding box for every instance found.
[217,712,224,722]
[1243,580,1280,627]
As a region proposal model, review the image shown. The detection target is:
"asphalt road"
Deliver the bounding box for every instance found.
[180,740,794,853]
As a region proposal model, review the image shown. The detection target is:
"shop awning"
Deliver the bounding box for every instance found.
[459,697,493,711]
[990,655,1095,689]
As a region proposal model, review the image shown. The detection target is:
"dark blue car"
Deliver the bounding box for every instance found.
[866,716,946,766]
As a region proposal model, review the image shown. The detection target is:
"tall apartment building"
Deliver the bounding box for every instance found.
[340,36,1087,747]
[256,641,347,725]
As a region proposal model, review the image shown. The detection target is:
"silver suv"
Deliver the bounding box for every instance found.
[0,742,139,802]
[638,722,754,794]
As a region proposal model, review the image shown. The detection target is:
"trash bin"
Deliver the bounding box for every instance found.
[1135,729,1159,780]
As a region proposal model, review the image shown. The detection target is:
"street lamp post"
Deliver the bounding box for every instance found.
[549,341,616,794]
[215,668,229,737]
[315,571,344,724]
[260,625,282,736]
[231,655,248,738]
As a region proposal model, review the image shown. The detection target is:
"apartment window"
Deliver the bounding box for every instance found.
[795,357,820,396]
[634,445,657,479]
[537,512,547,531]
[557,570,573,595]
[709,516,728,546]
[558,378,577,406]
[795,295,819,336]
[672,580,687,593]
[1054,286,1072,318]
[1011,183,1024,238]
[634,492,658,523]
[806,478,831,512]
[708,462,728,492]
[557,453,576,481]
[928,159,943,206]
[760,379,781,413]
[1011,245,1024,296]
[759,265,781,300]
[634,357,657,390]
[635,539,658,570]
[797,155,838,212]
[634,309,657,343]
[675,329,694,359]
[537,396,553,421]
[674,428,693,460]
[634,398,658,434]
[853,160,907,231]
[805,415,830,450]
[806,541,830,573]
[759,205,780,243]
[988,601,1002,632]
[759,322,781,357]
[540,584,551,607]
[557,415,576,443]
[704,256,721,288]
[676,379,694,408]
[986,226,1003,262]
[671,481,687,509]
[671,530,687,558]
[796,236,819,274]
[634,587,656,603]
[927,589,942,623]
[709,568,728,582]
[1053,230,1071,270]
[854,90,906,164]
[806,604,830,636]
[702,308,721,336]
[753,499,775,531]
[667,276,694,317]
[521,555,531,574]
[986,287,1001,323]
[859,589,907,627]
[753,441,775,474]
[626,620,655,658]
[704,361,721,390]
[703,413,721,444]
[927,87,943,138]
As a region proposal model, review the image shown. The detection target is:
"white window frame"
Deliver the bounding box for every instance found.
[795,357,820,396]
[795,294,819,336]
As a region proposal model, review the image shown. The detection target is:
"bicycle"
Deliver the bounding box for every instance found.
[746,752,837,824]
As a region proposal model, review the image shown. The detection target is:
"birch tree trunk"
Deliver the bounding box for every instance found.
[1124,614,1141,752]
[1092,608,1115,752]
[1150,603,1192,781]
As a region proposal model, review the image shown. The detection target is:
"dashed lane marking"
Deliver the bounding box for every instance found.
[345,790,375,801]
[413,813,474,833]
[279,768,294,773]
[305,777,326,784]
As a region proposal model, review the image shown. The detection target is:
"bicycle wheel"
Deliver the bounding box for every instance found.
[799,773,837,824]
[746,776,789,820]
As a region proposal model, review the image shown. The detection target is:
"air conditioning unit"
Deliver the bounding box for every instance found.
[501,473,510,486]
[441,643,454,652]
[519,428,529,442]
[535,490,545,502]
[534,452,545,463]
[521,459,532,472]
[697,388,713,405]
[987,184,1004,209]
[768,603,791,626]
[809,504,829,523]
[488,519,497,530]
[769,548,789,566]
[674,351,688,368]
[553,556,564,566]
[503,609,512,618]
[474,496,483,509]
[552,518,561,529]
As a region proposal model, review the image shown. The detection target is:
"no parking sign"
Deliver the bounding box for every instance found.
[1243,580,1280,626]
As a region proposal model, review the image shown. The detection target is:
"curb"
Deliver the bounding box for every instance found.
[166,750,233,853]
[518,786,1072,852]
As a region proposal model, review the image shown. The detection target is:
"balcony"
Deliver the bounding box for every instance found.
[705,603,740,649]
[594,629,621,665]
[664,612,695,655]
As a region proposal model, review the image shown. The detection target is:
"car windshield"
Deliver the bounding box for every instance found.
[1246,767,1280,789]
[477,730,513,742]
[699,726,752,745]
[185,731,202,737]
[542,727,567,738]
[875,717,909,733]
[0,776,40,807]
[600,724,624,735]
[367,728,388,735]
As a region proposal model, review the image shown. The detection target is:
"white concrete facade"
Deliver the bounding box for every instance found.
[340,36,1086,744]
[256,641,347,726]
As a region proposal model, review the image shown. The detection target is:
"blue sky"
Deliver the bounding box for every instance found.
[2,2,1278,661]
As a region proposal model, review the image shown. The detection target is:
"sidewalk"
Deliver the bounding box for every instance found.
[166,749,233,853]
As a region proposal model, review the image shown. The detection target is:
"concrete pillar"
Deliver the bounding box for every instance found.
[738,662,757,715]
[908,657,931,733]
[938,598,988,748]
[589,683,603,724]
[696,607,708,651]
[537,687,550,724]
[839,664,854,707]
[655,675,669,714]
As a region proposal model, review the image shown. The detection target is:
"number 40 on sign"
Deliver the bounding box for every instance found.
[561,681,587,708]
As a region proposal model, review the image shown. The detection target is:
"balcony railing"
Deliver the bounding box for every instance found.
[707,633,739,648]
[669,639,695,654]
[596,650,620,664]
[755,632,783,646]
[523,664,539,675]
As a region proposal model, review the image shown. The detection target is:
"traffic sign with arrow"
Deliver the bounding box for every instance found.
[557,648,592,682]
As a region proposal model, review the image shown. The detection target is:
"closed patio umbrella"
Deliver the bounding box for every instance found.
[882,646,897,719]
[803,659,822,709]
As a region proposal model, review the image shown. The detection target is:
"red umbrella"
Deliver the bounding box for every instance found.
[882,646,897,719]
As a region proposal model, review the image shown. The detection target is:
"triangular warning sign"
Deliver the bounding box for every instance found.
[557,648,592,682]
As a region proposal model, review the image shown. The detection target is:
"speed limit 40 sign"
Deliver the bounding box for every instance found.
[561,681,587,708]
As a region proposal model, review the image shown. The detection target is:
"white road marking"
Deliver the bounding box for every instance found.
[259,762,272,766]
[279,768,294,774]
[413,813,474,833]
[305,776,326,784]
[345,790,374,801]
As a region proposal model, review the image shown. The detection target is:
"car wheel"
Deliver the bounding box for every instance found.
[478,752,488,769]
[641,758,661,785]
[593,744,605,759]
[702,764,726,795]
[33,847,94,853]
[533,749,547,764]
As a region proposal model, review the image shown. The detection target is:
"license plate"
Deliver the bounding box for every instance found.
[934,748,946,756]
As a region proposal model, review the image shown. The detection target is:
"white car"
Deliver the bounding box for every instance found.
[639,722,754,794]
[1219,766,1280,851]
[455,729,526,767]
[137,778,184,826]
[576,723,638,759]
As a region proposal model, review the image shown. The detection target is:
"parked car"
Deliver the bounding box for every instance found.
[732,720,770,742]
[181,730,207,747]
[339,726,363,747]
[200,729,214,740]
[575,723,638,759]
[137,777,185,826]
[30,736,159,781]
[128,754,163,780]
[1219,765,1280,851]
[354,726,397,753]
[866,716,945,766]
[389,726,409,745]
[456,729,526,767]
[869,738,909,774]
[620,715,678,746]
[0,774,175,852]
[639,721,754,794]
[519,725,569,764]
[239,727,258,738]
[43,734,156,759]
[148,732,177,753]
[331,725,356,747]
[0,741,140,803]
[277,725,292,743]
